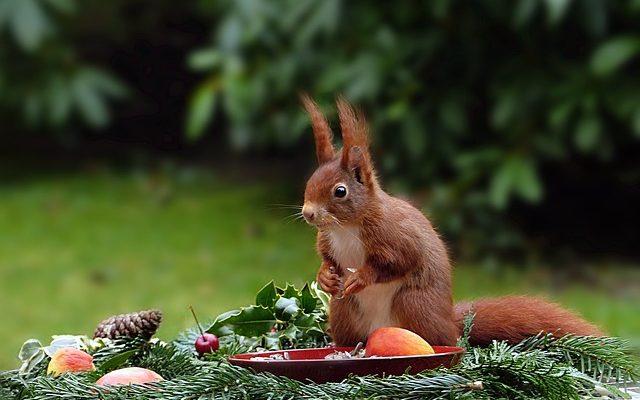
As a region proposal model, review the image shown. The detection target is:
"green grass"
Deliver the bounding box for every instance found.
[0,167,638,369]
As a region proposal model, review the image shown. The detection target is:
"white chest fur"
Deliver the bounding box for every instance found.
[327,226,400,336]
[354,280,402,335]
[328,226,365,271]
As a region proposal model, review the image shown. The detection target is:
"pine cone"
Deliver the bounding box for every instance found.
[94,309,162,339]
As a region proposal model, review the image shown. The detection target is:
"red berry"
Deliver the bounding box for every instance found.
[195,333,219,355]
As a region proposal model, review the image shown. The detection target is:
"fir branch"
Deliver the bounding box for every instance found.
[19,363,477,400]
[456,307,475,350]
[0,357,48,398]
[3,336,638,400]
[94,338,207,380]
[460,340,588,399]
[0,384,14,399]
[345,371,476,399]
[91,336,148,368]
[551,335,640,382]
[134,342,202,379]
[2,276,639,400]
[515,333,640,383]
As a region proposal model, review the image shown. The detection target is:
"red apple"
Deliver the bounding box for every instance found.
[195,333,219,355]
[47,347,96,376]
[96,367,163,386]
[365,327,435,357]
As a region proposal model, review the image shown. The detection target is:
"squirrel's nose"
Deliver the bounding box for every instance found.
[302,204,316,223]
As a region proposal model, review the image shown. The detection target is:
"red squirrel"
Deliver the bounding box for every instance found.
[300,96,602,347]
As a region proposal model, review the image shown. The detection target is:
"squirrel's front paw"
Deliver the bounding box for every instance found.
[342,269,374,297]
[317,265,341,295]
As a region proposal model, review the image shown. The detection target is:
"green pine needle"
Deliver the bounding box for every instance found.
[2,282,638,400]
[516,333,640,383]
[3,334,638,400]
[456,308,475,350]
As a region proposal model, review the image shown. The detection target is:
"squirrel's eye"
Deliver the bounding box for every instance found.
[334,185,347,198]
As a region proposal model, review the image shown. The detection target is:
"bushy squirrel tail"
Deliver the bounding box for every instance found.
[454,296,603,346]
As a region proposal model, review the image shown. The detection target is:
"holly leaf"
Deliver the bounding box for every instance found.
[293,313,319,328]
[263,332,281,350]
[255,280,277,309]
[311,281,330,312]
[305,327,327,338]
[192,281,330,352]
[227,334,262,350]
[299,283,317,314]
[207,306,276,337]
[280,324,301,342]
[274,297,300,322]
[281,283,299,299]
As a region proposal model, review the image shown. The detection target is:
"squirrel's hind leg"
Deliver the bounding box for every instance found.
[392,288,458,346]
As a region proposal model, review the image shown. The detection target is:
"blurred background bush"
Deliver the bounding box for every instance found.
[0,0,638,368]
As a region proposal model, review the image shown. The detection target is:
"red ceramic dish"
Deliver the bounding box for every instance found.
[228,346,465,383]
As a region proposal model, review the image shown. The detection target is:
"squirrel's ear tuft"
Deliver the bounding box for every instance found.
[301,94,335,165]
[337,96,374,185]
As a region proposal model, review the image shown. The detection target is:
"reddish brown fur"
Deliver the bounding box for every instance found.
[303,97,603,347]
[301,94,335,164]
[336,96,370,171]
[454,297,603,346]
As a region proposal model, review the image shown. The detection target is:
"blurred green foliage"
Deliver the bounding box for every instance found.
[0,0,127,130]
[1,0,639,256]
[186,0,640,255]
